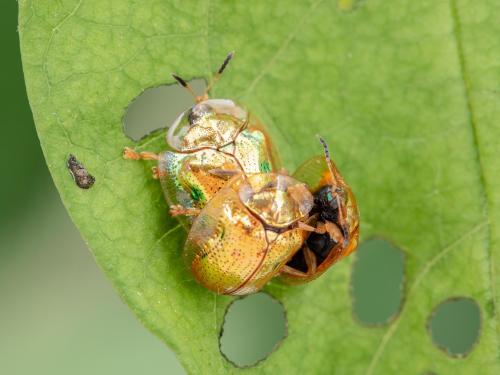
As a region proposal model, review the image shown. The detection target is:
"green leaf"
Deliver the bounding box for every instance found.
[19,0,499,373]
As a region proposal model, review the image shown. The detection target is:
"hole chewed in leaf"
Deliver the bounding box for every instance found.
[428,297,481,358]
[220,293,286,367]
[123,79,206,141]
[67,154,95,189]
[351,238,405,325]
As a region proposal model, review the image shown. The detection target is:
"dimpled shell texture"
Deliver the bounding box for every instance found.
[167,99,247,152]
[157,99,277,215]
[184,175,309,295]
[158,148,239,210]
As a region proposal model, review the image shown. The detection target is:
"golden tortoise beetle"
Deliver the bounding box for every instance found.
[185,172,314,295]
[123,52,359,295]
[125,53,279,225]
[280,138,360,284]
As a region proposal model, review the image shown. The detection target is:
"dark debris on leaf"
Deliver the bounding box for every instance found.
[67,154,95,189]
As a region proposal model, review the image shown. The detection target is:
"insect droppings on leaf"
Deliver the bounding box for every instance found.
[67,154,95,189]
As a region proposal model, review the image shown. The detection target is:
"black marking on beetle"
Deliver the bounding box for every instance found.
[188,102,211,125]
[67,154,95,189]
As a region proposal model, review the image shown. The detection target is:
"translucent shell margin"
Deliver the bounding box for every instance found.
[167,99,247,152]
[184,173,312,295]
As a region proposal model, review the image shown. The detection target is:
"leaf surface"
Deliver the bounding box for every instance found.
[19,0,499,373]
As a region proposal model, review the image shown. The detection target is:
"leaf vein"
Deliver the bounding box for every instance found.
[42,0,83,95]
[241,0,325,98]
[450,0,496,326]
[145,224,183,260]
[366,221,489,375]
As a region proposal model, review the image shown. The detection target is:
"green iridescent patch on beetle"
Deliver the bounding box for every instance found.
[327,190,334,202]
[190,186,205,203]
[260,160,271,173]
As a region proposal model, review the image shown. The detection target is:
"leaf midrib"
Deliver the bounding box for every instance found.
[367,1,498,372]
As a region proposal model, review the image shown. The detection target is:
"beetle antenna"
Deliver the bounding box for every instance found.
[204,51,235,98]
[171,74,199,101]
[317,135,338,186]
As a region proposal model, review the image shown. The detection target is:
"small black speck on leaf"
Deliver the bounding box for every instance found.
[67,154,95,189]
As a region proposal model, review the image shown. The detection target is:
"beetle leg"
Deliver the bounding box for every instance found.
[151,166,167,179]
[299,219,344,245]
[123,147,159,161]
[152,167,159,179]
[297,221,315,232]
[316,222,327,234]
[281,246,317,277]
[281,265,307,277]
[298,221,325,234]
[169,204,201,217]
[208,168,242,178]
[303,246,317,276]
[333,193,350,246]
[324,220,344,243]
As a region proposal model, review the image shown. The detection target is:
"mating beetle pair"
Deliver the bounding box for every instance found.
[124,53,359,295]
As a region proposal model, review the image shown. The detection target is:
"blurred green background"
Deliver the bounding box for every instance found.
[0,3,184,374]
[2,1,481,373]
